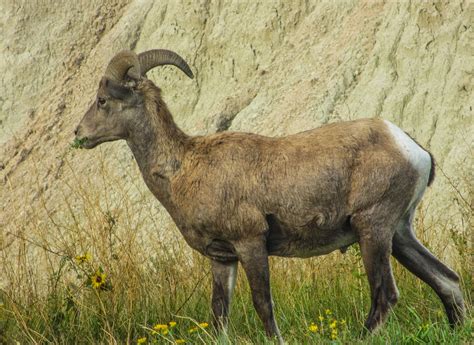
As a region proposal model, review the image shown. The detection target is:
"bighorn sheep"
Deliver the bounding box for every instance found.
[74,49,464,342]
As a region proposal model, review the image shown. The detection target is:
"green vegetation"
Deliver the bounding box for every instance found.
[1,152,472,344]
[70,137,88,149]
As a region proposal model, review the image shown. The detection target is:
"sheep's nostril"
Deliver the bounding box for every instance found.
[74,128,78,136]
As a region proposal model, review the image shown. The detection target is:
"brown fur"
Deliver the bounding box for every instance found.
[75,69,463,341]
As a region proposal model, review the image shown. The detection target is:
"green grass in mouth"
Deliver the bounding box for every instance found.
[70,137,88,149]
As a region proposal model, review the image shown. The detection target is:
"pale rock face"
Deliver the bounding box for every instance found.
[0,1,472,258]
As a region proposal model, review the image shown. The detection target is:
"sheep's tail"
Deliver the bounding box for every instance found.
[427,151,436,187]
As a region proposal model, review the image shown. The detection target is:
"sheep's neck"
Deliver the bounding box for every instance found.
[126,104,188,208]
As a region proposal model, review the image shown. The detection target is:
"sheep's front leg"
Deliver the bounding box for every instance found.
[211,259,238,330]
[234,238,284,344]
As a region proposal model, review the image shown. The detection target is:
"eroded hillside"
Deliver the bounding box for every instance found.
[1,1,472,263]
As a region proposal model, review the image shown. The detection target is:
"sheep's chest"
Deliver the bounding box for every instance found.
[175,223,239,261]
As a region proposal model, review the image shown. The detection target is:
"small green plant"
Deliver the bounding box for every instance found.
[70,137,87,149]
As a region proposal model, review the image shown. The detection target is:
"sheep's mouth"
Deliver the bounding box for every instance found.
[81,138,100,149]
[73,136,121,149]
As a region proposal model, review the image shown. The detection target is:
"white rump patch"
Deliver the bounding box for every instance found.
[384,120,432,208]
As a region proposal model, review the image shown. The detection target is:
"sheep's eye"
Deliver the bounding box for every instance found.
[97,97,107,106]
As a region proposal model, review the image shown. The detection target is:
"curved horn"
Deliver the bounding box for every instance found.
[104,50,141,81]
[138,49,194,79]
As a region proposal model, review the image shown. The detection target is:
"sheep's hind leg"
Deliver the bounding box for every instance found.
[352,216,399,332]
[234,237,284,344]
[392,212,464,326]
[210,259,238,330]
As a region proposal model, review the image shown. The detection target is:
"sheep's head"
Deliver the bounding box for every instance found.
[74,49,193,149]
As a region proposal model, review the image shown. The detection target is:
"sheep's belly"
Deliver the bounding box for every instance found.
[264,213,357,258]
[267,231,358,258]
[193,214,358,261]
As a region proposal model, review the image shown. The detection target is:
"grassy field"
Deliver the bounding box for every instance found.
[1,151,472,344]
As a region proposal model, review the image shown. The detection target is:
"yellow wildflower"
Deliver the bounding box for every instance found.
[152,323,168,335]
[318,315,324,322]
[340,319,346,326]
[75,253,91,264]
[153,324,168,330]
[199,322,209,328]
[91,270,106,289]
[325,309,332,315]
[331,329,338,340]
[169,321,177,328]
[188,326,198,333]
[329,320,337,329]
[175,340,185,344]
[137,337,146,344]
[308,323,319,333]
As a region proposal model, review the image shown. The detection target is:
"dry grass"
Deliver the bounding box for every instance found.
[0,148,472,344]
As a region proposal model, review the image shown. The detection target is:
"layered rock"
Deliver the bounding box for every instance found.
[1,1,472,261]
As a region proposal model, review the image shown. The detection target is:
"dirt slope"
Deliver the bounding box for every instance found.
[1,1,472,257]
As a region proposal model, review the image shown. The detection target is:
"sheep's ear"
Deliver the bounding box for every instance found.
[103,78,133,100]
